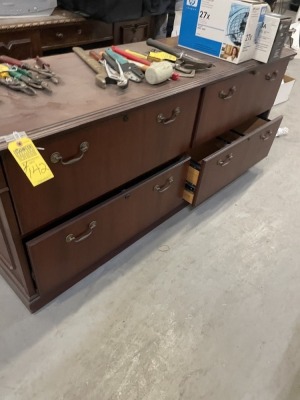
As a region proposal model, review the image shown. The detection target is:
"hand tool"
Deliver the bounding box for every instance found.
[112,46,151,67]
[105,48,144,82]
[146,38,214,71]
[0,65,36,95]
[72,47,108,89]
[0,55,57,81]
[89,50,128,89]
[35,56,60,84]
[111,46,180,80]
[8,66,52,92]
[103,59,128,89]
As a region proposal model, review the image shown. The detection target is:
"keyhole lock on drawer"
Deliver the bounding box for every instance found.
[51,142,89,165]
[157,107,180,125]
[56,32,64,39]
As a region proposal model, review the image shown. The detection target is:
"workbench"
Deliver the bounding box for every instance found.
[0,39,295,311]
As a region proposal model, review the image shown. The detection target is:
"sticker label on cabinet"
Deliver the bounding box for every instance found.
[8,137,54,187]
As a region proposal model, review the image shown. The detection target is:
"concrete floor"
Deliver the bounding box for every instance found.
[1,46,300,400]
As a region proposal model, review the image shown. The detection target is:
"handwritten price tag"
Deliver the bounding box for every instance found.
[8,137,54,187]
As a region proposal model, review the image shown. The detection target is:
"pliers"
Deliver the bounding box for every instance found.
[102,58,128,89]
[0,64,36,95]
[0,76,36,96]
[8,66,52,93]
[105,48,144,83]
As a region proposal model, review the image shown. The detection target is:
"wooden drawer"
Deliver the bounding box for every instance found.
[2,88,199,234]
[193,58,288,147]
[26,157,189,296]
[113,17,152,44]
[0,30,40,58]
[40,20,113,50]
[184,116,282,206]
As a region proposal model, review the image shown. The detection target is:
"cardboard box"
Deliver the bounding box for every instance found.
[178,0,267,64]
[273,75,296,105]
[254,13,292,63]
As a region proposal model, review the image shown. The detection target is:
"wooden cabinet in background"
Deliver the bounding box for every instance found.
[0,8,155,59]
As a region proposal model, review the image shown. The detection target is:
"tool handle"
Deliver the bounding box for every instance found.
[106,48,127,65]
[146,39,180,58]
[73,47,105,74]
[0,55,23,67]
[35,56,50,69]
[89,51,101,62]
[112,46,151,66]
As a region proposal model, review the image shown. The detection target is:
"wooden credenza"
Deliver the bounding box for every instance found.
[0,40,295,312]
[0,8,155,59]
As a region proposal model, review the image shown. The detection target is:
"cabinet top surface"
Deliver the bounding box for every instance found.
[0,8,86,30]
[0,39,295,150]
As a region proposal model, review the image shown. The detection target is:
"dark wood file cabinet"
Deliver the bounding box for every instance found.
[0,40,295,312]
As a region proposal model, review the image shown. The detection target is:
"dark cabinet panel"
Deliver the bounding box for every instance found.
[2,88,200,234]
[193,59,289,147]
[26,157,189,296]
[185,116,282,206]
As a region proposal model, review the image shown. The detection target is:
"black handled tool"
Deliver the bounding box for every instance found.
[146,38,214,70]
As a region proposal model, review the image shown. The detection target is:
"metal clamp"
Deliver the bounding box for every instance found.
[154,176,174,193]
[51,142,89,165]
[157,107,180,125]
[66,221,97,243]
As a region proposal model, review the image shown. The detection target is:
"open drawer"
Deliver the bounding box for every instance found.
[26,156,189,297]
[184,116,282,206]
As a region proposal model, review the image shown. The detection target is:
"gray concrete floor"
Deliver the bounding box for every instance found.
[1,38,300,400]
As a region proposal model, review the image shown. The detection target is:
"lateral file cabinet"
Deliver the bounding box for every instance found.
[0,41,295,312]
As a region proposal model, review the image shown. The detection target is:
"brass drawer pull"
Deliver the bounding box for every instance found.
[154,176,174,193]
[51,141,89,165]
[157,107,180,125]
[265,70,278,81]
[219,86,236,100]
[260,130,272,141]
[217,153,233,166]
[66,221,97,243]
[56,32,64,39]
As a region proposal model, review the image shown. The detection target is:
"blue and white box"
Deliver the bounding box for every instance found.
[178,0,268,64]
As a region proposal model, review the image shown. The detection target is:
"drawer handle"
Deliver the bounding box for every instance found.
[217,153,233,167]
[265,70,278,81]
[157,107,180,125]
[219,86,236,100]
[66,221,97,243]
[56,32,64,39]
[260,130,272,141]
[51,142,89,165]
[154,176,174,193]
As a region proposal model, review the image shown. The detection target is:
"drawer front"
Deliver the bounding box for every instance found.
[26,157,189,296]
[2,88,199,234]
[40,21,113,49]
[245,59,289,117]
[113,17,152,44]
[190,116,282,206]
[193,59,288,147]
[193,72,254,146]
[0,30,40,58]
